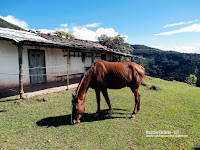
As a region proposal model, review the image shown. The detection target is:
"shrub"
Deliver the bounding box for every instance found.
[185,74,197,86]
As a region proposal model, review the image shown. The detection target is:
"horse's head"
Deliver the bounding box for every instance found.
[71,94,85,125]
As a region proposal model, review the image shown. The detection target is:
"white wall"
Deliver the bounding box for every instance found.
[94,56,101,62]
[0,39,115,89]
[69,56,85,74]
[23,46,86,83]
[0,40,19,89]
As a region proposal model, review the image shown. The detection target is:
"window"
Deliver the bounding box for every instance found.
[101,54,106,61]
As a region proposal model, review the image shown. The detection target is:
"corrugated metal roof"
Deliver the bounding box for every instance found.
[0,27,48,43]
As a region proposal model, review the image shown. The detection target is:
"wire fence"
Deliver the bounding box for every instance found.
[0,65,85,76]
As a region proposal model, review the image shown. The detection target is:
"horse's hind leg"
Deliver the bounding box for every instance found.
[102,88,113,118]
[137,93,141,112]
[130,86,140,119]
[94,89,101,117]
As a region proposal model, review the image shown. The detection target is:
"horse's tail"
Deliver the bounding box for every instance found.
[141,79,149,88]
[136,66,149,88]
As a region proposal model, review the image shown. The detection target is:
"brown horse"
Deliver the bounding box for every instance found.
[71,59,145,124]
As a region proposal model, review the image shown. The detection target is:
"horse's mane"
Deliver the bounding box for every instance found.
[75,64,95,98]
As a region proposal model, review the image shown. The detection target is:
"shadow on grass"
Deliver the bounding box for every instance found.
[0,98,19,103]
[36,108,128,127]
[0,110,7,113]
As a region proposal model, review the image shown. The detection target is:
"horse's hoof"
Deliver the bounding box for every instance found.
[70,121,77,125]
[130,115,135,119]
[71,120,80,125]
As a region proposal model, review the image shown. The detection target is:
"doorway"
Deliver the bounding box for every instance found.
[28,50,46,84]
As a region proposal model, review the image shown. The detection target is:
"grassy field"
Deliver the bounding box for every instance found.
[0,77,199,149]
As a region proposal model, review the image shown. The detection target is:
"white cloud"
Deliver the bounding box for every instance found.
[151,45,200,54]
[155,24,200,36]
[38,27,70,34]
[38,23,70,33]
[163,20,198,28]
[152,38,158,40]
[83,23,102,28]
[150,45,161,49]
[72,26,79,32]
[0,15,28,29]
[123,35,128,41]
[38,29,55,33]
[72,27,97,41]
[72,26,127,41]
[55,28,69,33]
[96,28,119,37]
[60,24,68,27]
[169,46,199,53]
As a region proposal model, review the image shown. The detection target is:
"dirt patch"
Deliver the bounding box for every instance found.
[17,102,27,107]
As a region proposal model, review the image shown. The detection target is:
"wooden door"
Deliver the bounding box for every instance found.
[28,50,46,84]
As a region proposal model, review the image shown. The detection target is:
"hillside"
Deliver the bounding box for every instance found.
[0,18,26,31]
[0,77,199,149]
[132,44,160,50]
[132,45,200,87]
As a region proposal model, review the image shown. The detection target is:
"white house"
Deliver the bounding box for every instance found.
[0,27,138,98]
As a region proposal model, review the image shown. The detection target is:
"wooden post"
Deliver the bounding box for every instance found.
[18,43,24,99]
[119,55,122,62]
[131,57,134,62]
[92,51,95,63]
[66,48,70,90]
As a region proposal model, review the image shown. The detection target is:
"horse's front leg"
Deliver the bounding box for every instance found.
[93,89,101,117]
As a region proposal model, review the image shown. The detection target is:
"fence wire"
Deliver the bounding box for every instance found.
[0,65,85,76]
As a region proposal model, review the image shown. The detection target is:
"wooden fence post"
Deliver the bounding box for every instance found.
[131,57,134,62]
[67,48,70,90]
[18,43,24,99]
[92,51,96,63]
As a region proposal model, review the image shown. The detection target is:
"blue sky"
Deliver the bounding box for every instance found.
[1,0,200,53]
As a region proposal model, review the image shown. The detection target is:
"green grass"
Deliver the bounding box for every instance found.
[0,77,199,149]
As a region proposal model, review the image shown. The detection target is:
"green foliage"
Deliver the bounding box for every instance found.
[0,18,26,31]
[0,77,199,149]
[132,45,200,87]
[98,34,132,54]
[185,74,197,86]
[54,31,75,39]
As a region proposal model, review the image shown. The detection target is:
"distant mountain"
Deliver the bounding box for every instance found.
[0,18,26,31]
[132,44,160,50]
[132,45,200,87]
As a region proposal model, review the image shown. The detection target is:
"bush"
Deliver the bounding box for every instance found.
[54,31,75,39]
[185,74,197,86]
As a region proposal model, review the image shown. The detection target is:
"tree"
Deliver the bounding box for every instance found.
[194,67,198,75]
[185,74,197,86]
[98,34,133,61]
[54,31,75,39]
[98,34,132,54]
